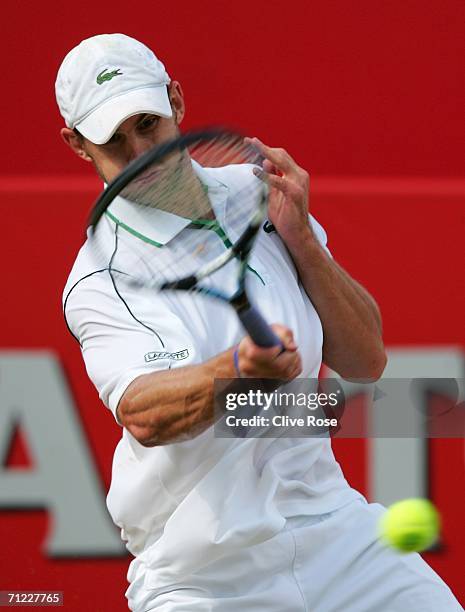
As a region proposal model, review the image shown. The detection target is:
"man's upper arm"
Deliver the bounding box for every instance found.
[63,272,198,422]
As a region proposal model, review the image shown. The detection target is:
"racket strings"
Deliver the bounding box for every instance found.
[93,134,266,292]
[116,175,260,287]
[190,136,251,169]
[120,152,213,220]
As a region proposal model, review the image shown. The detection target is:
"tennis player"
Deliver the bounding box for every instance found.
[56,34,463,611]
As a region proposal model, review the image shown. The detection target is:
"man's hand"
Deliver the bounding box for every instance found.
[245,137,313,248]
[237,324,302,380]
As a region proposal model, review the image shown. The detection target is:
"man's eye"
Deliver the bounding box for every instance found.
[140,116,158,131]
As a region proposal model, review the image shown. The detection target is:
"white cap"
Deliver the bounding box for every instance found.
[55,34,172,144]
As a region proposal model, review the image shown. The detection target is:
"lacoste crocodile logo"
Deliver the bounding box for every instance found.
[96,68,123,85]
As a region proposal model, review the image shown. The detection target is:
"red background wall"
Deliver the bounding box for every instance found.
[2,0,465,176]
[1,1,464,610]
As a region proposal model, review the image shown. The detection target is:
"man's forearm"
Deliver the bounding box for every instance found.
[117,348,236,447]
[285,227,387,379]
[117,326,301,447]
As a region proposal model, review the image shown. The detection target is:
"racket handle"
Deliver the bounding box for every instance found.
[237,305,283,348]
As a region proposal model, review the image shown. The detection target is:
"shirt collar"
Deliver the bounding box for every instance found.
[105,160,229,247]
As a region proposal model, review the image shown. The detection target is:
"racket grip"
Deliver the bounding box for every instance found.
[237,305,283,348]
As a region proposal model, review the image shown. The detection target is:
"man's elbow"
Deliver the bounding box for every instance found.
[334,345,387,381]
[117,395,160,447]
[357,342,387,381]
[129,425,160,447]
[367,347,387,381]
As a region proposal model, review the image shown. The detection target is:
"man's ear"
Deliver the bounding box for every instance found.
[60,128,93,162]
[168,81,185,125]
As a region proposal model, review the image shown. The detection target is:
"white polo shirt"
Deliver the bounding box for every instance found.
[63,161,362,591]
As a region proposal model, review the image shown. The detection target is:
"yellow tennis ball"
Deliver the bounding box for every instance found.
[379,498,440,553]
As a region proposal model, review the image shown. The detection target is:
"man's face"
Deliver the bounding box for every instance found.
[81,113,180,183]
[61,81,185,183]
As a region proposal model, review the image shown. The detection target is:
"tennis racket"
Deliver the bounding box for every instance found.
[88,128,281,348]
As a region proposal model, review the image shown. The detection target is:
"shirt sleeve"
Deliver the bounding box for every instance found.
[63,271,200,423]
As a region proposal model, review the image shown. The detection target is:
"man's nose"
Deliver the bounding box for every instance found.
[127,137,152,162]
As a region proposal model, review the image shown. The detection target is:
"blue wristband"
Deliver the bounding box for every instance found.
[233,347,242,378]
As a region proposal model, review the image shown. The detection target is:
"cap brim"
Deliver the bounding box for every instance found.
[75,86,173,144]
